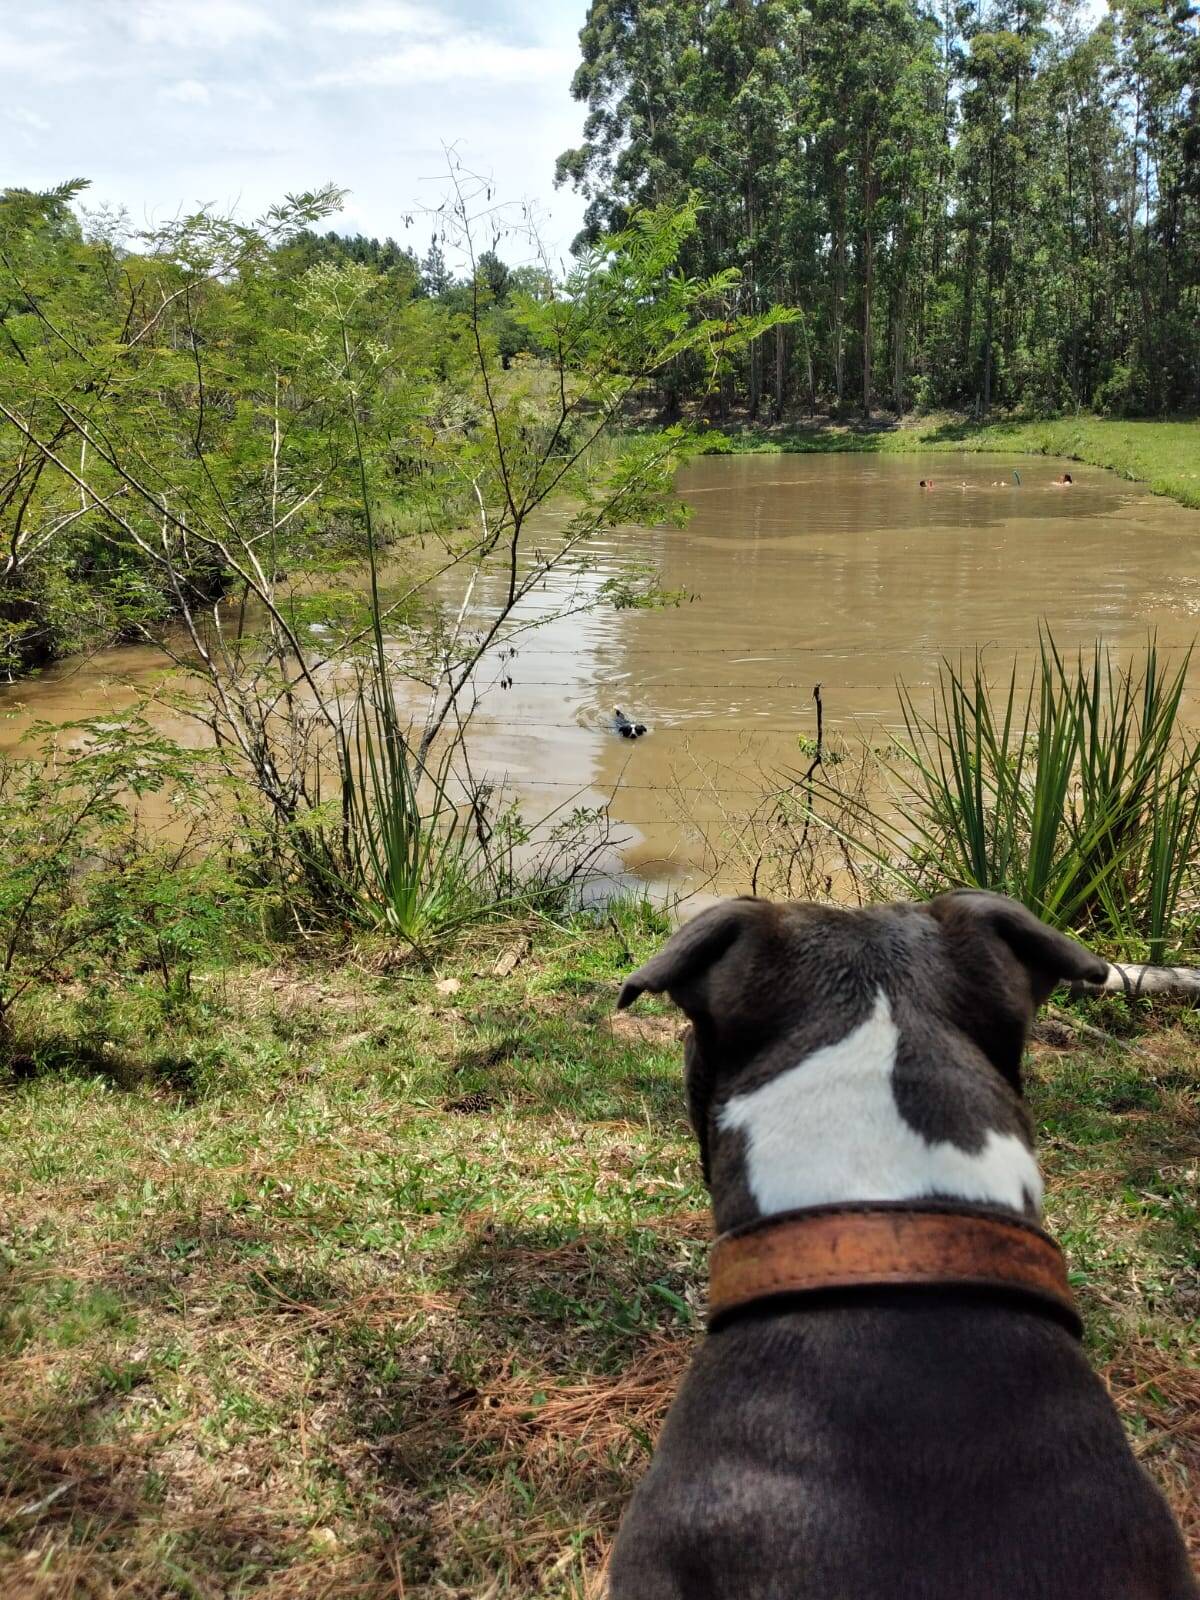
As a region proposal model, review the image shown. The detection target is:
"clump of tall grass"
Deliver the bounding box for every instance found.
[347,683,486,946]
[329,668,616,951]
[823,636,1200,961]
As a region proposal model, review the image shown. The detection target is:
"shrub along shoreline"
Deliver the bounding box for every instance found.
[696,414,1200,511]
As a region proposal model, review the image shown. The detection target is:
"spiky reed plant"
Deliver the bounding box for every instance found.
[817,636,1200,959]
[346,681,486,946]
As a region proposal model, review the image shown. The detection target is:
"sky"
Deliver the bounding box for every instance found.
[2,0,593,269]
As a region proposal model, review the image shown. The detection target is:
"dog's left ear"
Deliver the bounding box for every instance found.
[928,889,1108,1000]
[617,897,769,1015]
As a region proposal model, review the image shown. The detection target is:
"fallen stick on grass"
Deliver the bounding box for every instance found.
[1041,1003,1151,1057]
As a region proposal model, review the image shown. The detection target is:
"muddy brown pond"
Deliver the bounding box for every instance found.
[4,452,1199,898]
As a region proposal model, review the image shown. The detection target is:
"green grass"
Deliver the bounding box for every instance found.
[1,909,1197,1595]
[700,413,1200,510]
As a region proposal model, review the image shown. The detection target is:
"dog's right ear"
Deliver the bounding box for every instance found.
[617,897,766,1014]
[927,889,1108,1001]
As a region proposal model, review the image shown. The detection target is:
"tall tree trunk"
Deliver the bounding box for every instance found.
[892,213,910,413]
[1067,114,1079,402]
[799,312,816,412]
[862,229,873,415]
[861,136,876,419]
[982,140,998,415]
[746,183,760,420]
[961,218,977,382]
[893,298,907,414]
[831,169,847,412]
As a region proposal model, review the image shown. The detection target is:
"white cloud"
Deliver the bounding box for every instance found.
[159,79,212,105]
[312,37,576,89]
[127,1,282,49]
[2,34,91,84]
[312,2,448,36]
[5,107,51,132]
[1,0,590,261]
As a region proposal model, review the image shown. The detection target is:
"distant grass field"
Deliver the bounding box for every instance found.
[1,907,1197,1596]
[701,414,1200,510]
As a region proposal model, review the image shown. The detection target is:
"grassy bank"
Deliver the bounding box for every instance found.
[1,907,1197,1596]
[702,414,1200,510]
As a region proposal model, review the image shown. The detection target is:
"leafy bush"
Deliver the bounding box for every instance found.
[345,682,487,945]
[0,718,254,1044]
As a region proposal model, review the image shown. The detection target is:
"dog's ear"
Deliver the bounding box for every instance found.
[617,898,768,1014]
[928,890,1108,999]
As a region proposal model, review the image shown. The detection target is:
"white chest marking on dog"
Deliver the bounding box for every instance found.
[717,990,1043,1216]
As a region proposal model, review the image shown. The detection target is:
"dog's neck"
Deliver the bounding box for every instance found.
[707,989,1043,1236]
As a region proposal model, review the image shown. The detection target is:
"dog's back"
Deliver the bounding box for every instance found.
[612,1297,1195,1599]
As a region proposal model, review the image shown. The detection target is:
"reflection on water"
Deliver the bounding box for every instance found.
[3,452,1199,897]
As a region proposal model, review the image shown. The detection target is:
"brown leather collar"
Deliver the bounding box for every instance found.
[708,1203,1082,1338]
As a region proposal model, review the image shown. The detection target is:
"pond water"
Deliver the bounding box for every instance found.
[4,452,1199,898]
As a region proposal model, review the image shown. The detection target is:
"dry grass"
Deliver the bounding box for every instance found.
[1105,1346,1200,1554]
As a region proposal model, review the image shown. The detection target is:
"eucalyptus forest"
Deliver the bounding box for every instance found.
[559,0,1200,417]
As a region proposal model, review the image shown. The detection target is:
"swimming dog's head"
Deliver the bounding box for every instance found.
[619,892,1107,1229]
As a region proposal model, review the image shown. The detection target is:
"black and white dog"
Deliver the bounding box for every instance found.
[611,891,1196,1599]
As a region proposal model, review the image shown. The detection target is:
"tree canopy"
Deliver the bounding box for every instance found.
[0,180,781,678]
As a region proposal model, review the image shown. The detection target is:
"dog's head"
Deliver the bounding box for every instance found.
[619,892,1107,1219]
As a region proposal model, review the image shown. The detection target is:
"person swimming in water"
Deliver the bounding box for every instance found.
[1053,471,1073,486]
[919,478,935,490]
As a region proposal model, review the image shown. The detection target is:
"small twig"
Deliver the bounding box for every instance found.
[1043,1002,1150,1058]
[802,681,824,782]
[17,1480,73,1518]
[797,682,825,849]
[608,915,634,967]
